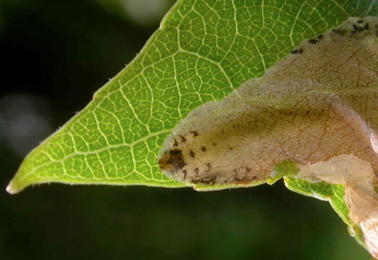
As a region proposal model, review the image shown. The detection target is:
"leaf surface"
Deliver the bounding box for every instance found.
[6,0,378,209]
[7,0,378,256]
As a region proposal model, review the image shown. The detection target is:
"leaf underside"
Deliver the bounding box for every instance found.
[7,0,378,255]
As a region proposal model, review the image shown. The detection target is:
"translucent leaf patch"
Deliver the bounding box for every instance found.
[158,17,378,257]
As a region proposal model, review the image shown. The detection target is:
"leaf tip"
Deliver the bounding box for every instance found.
[6,173,27,195]
[6,181,18,195]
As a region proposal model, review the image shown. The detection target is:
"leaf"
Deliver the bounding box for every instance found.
[284,177,367,249]
[157,15,378,194]
[6,0,378,257]
[8,0,378,193]
[155,15,378,256]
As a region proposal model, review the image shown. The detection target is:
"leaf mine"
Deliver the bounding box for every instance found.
[158,17,378,257]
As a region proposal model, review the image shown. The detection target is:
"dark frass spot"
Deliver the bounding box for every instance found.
[332,28,347,36]
[201,146,207,152]
[205,163,212,173]
[179,135,186,142]
[196,176,216,185]
[182,170,187,180]
[189,150,195,158]
[352,24,364,33]
[291,48,304,54]
[158,149,186,172]
[309,39,318,44]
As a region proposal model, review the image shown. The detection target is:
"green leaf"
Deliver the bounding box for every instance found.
[285,178,351,225]
[7,0,378,256]
[284,177,368,251]
[6,0,378,193]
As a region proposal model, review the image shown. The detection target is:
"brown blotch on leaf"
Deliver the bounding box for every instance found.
[173,139,178,147]
[201,146,207,152]
[189,150,195,158]
[179,135,186,142]
[158,150,186,172]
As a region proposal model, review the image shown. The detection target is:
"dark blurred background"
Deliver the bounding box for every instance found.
[0,0,371,259]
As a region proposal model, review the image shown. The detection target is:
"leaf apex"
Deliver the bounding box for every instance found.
[6,180,19,195]
[6,170,29,195]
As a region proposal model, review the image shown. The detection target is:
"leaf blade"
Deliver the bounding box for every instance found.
[8,0,378,194]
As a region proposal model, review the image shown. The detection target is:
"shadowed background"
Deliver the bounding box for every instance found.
[0,0,371,259]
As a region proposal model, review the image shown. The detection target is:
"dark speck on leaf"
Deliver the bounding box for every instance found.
[309,39,318,44]
[205,163,212,173]
[353,24,363,32]
[158,149,186,172]
[170,150,181,155]
[332,28,347,36]
[183,170,187,179]
[189,150,195,158]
